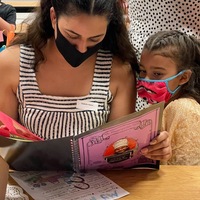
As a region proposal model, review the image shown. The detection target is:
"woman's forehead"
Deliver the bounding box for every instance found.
[58,13,108,26]
[58,14,108,35]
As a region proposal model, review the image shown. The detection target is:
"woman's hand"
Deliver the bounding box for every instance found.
[140,131,172,161]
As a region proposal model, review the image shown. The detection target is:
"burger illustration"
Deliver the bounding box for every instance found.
[103,137,138,163]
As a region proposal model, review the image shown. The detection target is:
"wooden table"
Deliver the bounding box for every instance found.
[102,165,200,200]
[8,165,200,200]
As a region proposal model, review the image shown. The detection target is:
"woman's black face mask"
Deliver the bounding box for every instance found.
[55,24,102,67]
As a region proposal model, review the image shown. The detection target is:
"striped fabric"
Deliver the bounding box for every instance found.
[17,45,113,140]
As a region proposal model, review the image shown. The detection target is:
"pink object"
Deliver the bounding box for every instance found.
[0,112,43,141]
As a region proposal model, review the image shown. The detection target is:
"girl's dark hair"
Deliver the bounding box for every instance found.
[11,0,138,71]
[143,30,200,103]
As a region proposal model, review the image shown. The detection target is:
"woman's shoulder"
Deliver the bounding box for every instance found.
[111,56,134,78]
[0,45,20,94]
[109,56,135,97]
[0,45,20,71]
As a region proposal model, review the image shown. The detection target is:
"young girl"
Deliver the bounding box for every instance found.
[127,0,200,112]
[137,30,200,165]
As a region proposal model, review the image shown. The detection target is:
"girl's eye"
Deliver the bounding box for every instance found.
[139,69,146,77]
[153,72,163,77]
[151,72,165,80]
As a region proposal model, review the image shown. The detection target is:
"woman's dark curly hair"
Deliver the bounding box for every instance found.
[11,0,138,72]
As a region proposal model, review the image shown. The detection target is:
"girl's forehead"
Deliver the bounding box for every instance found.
[140,50,178,71]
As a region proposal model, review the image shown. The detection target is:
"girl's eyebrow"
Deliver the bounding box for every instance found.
[66,29,105,38]
[150,66,167,71]
[139,63,167,71]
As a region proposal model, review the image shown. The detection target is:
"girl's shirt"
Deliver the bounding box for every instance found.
[162,98,200,165]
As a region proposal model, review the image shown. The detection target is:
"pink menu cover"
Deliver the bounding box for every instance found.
[76,102,164,171]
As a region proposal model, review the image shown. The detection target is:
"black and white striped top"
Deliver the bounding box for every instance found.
[17,45,113,140]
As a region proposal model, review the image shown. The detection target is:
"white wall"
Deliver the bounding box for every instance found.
[16,12,36,24]
[3,0,38,24]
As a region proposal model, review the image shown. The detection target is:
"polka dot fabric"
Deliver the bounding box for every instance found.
[128,0,200,55]
[127,0,200,111]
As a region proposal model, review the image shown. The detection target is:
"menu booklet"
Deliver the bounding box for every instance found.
[0,102,164,172]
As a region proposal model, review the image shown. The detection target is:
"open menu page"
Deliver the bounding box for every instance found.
[10,170,129,200]
[76,102,164,171]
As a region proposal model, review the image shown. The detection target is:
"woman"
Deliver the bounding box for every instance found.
[0,0,171,161]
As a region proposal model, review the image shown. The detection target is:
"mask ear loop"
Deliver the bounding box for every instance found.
[165,70,187,94]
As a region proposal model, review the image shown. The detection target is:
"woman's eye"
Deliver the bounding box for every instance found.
[89,38,101,43]
[69,36,79,39]
[66,33,79,39]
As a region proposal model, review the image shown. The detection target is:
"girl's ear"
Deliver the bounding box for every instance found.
[50,7,57,30]
[179,70,192,85]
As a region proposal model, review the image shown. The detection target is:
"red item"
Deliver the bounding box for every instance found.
[103,137,137,157]
[0,112,43,141]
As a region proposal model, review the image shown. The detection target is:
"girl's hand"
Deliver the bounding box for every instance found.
[140,131,172,161]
